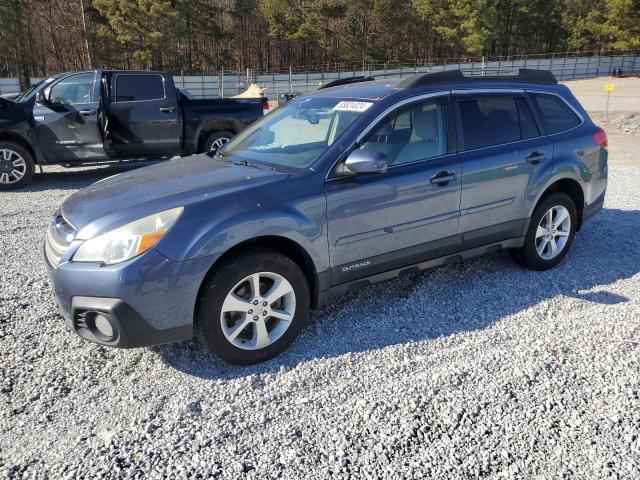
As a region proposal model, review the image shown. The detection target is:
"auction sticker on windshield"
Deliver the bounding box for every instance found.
[333,101,373,112]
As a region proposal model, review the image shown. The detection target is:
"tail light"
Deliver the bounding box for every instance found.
[593,128,608,148]
[262,101,269,116]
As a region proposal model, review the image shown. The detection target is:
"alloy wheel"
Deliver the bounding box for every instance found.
[0,149,27,185]
[210,137,230,153]
[220,272,296,350]
[535,205,571,260]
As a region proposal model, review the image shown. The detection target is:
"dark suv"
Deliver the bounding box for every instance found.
[44,69,607,364]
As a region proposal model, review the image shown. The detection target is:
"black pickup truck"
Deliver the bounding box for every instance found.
[0,70,268,189]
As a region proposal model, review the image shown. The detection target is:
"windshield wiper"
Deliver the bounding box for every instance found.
[230,158,277,170]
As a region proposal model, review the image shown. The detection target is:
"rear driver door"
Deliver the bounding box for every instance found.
[107,73,181,157]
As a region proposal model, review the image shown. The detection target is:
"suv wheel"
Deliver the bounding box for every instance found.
[512,192,577,270]
[0,142,35,190]
[202,131,233,154]
[196,249,310,364]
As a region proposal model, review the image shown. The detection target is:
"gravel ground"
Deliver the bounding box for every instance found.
[1,77,639,480]
[1,165,640,478]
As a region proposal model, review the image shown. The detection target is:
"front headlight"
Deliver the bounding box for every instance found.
[73,207,183,265]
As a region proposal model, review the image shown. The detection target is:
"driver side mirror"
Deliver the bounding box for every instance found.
[36,89,49,105]
[344,148,388,174]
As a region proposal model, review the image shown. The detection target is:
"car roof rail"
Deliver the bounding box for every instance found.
[318,76,376,90]
[397,68,557,89]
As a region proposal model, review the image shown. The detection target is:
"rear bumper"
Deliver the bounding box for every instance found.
[44,247,217,348]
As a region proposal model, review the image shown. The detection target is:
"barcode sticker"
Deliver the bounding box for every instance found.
[332,101,373,112]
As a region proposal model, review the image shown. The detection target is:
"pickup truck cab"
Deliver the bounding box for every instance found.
[45,69,607,364]
[0,70,268,189]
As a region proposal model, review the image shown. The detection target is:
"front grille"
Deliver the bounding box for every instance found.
[45,213,76,267]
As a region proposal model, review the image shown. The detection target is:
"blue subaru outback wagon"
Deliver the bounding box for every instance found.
[44,69,608,364]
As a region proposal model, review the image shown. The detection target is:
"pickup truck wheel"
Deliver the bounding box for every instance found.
[197,249,310,365]
[203,131,233,154]
[511,192,577,271]
[0,142,35,191]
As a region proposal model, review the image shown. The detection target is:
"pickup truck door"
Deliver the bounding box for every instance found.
[106,73,181,157]
[33,71,105,163]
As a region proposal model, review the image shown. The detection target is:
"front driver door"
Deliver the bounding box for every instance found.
[33,71,105,163]
[325,93,462,285]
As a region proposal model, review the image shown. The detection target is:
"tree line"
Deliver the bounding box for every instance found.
[1,0,639,88]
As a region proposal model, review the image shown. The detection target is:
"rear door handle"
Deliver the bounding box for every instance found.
[79,109,95,116]
[159,107,176,113]
[430,170,457,186]
[526,151,546,164]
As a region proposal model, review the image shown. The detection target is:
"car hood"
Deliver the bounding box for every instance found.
[62,154,290,238]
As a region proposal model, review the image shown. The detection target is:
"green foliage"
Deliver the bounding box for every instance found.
[0,0,637,77]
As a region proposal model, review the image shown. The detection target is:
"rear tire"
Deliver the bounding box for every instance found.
[511,192,577,271]
[0,142,35,190]
[196,248,310,365]
[202,131,234,154]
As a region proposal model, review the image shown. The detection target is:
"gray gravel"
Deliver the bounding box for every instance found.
[1,164,639,479]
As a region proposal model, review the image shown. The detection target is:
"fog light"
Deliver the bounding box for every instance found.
[83,311,117,341]
[93,314,114,338]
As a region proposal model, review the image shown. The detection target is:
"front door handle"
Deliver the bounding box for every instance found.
[79,109,95,116]
[159,107,176,113]
[430,170,457,186]
[526,151,546,164]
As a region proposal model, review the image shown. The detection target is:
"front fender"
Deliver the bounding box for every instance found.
[155,172,329,274]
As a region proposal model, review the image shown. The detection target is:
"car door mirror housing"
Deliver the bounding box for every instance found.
[36,89,49,105]
[344,149,388,174]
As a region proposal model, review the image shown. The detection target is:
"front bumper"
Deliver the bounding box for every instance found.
[44,246,217,348]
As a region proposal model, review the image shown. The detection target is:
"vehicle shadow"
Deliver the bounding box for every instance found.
[155,206,640,380]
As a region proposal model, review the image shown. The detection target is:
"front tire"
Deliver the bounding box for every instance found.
[0,142,35,190]
[202,131,233,154]
[196,249,310,364]
[511,192,577,271]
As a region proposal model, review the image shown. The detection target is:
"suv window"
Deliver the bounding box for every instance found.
[516,98,540,139]
[115,75,165,102]
[457,96,522,150]
[530,93,581,134]
[49,72,95,105]
[360,98,447,166]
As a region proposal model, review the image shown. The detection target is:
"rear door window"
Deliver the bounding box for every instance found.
[516,98,540,139]
[115,75,165,102]
[529,93,581,134]
[457,96,521,150]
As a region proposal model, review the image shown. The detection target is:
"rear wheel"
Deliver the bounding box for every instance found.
[196,249,309,364]
[202,131,234,154]
[0,142,35,190]
[511,192,577,270]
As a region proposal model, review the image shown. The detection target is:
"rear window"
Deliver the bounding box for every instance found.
[530,93,581,134]
[115,75,165,102]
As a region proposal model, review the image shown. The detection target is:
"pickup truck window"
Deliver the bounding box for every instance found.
[222,97,371,169]
[49,72,95,105]
[115,74,165,102]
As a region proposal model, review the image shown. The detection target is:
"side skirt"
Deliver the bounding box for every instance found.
[316,237,524,307]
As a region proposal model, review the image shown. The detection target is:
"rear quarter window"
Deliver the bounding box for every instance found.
[530,93,581,134]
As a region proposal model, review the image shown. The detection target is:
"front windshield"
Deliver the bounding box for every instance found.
[221,96,374,169]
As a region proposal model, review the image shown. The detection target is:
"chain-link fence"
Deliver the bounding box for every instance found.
[1,52,639,98]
